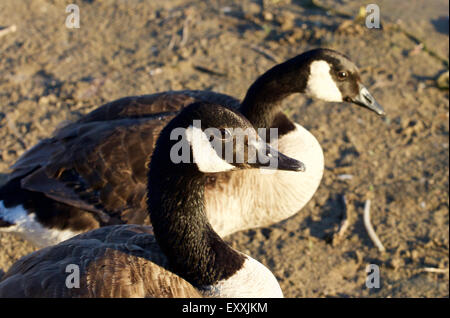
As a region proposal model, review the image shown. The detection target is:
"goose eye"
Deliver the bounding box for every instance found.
[208,128,232,142]
[218,128,232,141]
[337,71,348,80]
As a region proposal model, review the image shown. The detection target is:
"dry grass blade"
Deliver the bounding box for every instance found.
[332,195,351,245]
[192,65,227,77]
[421,267,449,274]
[363,199,385,252]
[5,114,27,149]
[0,24,16,38]
[249,45,280,63]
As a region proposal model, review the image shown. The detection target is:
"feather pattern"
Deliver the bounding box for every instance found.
[0,225,202,298]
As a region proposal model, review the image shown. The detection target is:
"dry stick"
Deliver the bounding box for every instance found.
[5,114,27,150]
[249,45,280,63]
[363,199,385,252]
[0,24,16,38]
[179,17,190,47]
[192,65,227,77]
[167,32,177,51]
[333,194,350,243]
[421,267,449,274]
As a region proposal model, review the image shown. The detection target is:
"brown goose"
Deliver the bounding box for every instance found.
[0,102,304,297]
[0,48,384,247]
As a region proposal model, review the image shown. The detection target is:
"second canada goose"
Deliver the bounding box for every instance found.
[0,48,384,247]
[0,102,304,298]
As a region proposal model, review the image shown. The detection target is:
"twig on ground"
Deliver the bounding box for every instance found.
[167,32,177,51]
[363,199,385,252]
[421,267,449,274]
[179,16,191,47]
[249,45,280,63]
[337,174,354,181]
[0,24,16,38]
[332,195,350,245]
[6,114,27,149]
[192,65,227,77]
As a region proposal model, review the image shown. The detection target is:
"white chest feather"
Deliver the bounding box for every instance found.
[0,201,80,247]
[200,255,283,298]
[205,123,324,237]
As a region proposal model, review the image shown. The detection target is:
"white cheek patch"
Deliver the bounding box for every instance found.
[185,126,235,173]
[306,60,343,102]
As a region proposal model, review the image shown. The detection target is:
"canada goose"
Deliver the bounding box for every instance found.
[0,102,305,298]
[0,48,384,247]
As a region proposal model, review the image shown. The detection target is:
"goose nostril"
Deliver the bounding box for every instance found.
[363,94,372,104]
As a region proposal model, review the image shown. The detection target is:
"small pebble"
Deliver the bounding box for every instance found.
[263,11,274,21]
[388,257,404,270]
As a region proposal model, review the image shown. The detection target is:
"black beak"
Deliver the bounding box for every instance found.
[351,84,386,116]
[272,149,306,172]
[251,141,306,172]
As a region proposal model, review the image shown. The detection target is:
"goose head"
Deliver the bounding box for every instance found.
[155,101,306,175]
[148,102,304,297]
[301,48,385,116]
[241,48,385,129]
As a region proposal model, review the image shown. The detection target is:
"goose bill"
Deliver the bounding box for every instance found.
[251,140,306,172]
[352,84,386,116]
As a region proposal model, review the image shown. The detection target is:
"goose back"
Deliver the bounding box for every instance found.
[0,224,202,298]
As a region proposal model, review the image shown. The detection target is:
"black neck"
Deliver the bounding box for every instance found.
[240,56,310,129]
[147,151,245,287]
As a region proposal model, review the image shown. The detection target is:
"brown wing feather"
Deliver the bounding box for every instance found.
[76,91,241,123]
[0,225,203,298]
[18,117,172,225]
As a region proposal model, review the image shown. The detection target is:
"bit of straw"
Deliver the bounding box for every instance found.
[363,199,385,252]
[192,65,227,77]
[6,114,27,149]
[421,267,449,274]
[335,195,350,239]
[0,24,17,38]
[249,45,280,63]
[179,16,191,47]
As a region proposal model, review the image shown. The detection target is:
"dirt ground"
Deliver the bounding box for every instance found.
[0,0,448,297]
